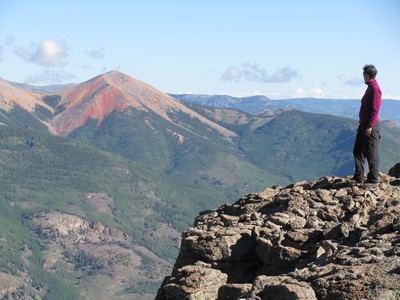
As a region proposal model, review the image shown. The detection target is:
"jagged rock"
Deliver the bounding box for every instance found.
[156,174,400,299]
[389,163,400,178]
[250,275,317,300]
[218,283,252,300]
[160,263,228,300]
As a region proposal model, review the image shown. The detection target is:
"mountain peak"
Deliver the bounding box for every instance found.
[103,69,125,77]
[51,72,237,138]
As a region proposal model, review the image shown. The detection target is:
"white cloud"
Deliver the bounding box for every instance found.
[14,45,31,61]
[383,93,400,100]
[33,39,68,66]
[220,66,242,82]
[0,35,16,62]
[4,35,15,45]
[221,90,265,98]
[24,69,74,85]
[336,75,363,87]
[269,66,301,83]
[220,63,300,83]
[266,87,330,99]
[87,47,105,59]
[15,39,69,67]
[294,87,326,98]
[344,77,363,87]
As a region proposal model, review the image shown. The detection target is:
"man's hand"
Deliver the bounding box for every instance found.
[365,127,372,137]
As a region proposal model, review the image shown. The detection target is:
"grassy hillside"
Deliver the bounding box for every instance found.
[187,106,400,182]
[1,123,243,248]
[67,105,400,185]
[67,108,284,196]
[0,121,290,298]
[0,106,50,131]
[238,110,356,181]
[0,124,247,298]
[380,123,400,172]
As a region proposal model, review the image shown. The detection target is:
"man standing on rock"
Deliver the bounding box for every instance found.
[353,64,382,184]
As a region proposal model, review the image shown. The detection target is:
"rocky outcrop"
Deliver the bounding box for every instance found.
[30,212,171,298]
[389,163,400,178]
[156,173,400,300]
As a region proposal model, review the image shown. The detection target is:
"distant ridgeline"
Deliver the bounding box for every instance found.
[170,93,400,125]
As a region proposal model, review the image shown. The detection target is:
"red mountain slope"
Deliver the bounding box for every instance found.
[51,71,237,138]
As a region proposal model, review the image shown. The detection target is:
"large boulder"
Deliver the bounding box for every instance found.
[389,163,400,178]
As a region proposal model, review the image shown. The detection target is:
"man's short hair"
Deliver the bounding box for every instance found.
[363,64,378,79]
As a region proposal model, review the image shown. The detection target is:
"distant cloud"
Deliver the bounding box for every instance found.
[4,35,15,45]
[79,64,93,69]
[220,66,241,82]
[14,46,30,61]
[0,35,16,62]
[87,47,105,59]
[383,93,400,100]
[266,87,330,99]
[344,77,363,87]
[337,75,363,87]
[25,69,74,85]
[15,39,69,67]
[221,63,300,83]
[293,87,326,98]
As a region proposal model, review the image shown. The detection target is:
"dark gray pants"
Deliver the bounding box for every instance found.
[353,122,381,182]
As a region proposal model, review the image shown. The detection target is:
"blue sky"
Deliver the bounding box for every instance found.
[1,0,399,99]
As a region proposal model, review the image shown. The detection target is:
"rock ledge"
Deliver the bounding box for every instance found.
[157,174,400,300]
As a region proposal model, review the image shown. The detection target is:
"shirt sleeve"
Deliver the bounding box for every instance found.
[368,87,381,128]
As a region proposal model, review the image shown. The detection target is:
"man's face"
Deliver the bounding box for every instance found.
[363,72,371,82]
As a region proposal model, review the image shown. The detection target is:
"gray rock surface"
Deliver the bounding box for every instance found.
[157,172,400,300]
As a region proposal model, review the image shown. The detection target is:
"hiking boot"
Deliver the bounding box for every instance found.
[362,179,378,188]
[365,179,378,185]
[351,176,364,184]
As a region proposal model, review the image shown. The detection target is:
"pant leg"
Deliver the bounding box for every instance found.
[353,124,365,180]
[366,122,381,182]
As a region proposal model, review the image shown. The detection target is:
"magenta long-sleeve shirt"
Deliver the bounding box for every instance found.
[359,79,382,128]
